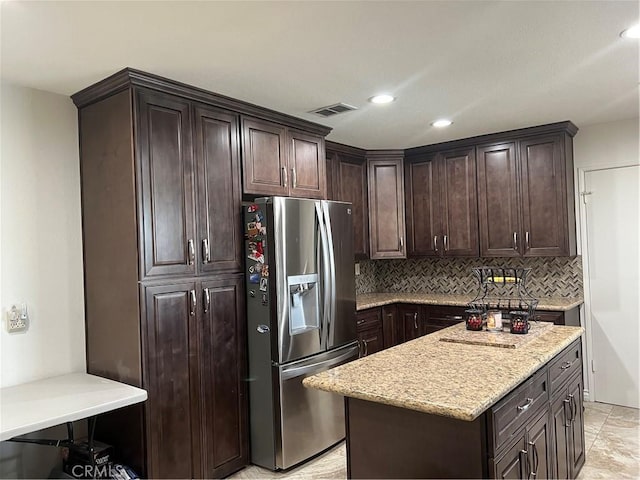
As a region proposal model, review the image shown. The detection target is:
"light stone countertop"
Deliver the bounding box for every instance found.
[356,292,583,312]
[303,323,583,421]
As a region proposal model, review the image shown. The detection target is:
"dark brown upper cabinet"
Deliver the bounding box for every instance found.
[242,117,327,199]
[137,90,197,278]
[193,104,243,274]
[367,151,406,259]
[477,129,577,257]
[137,90,243,279]
[405,147,479,257]
[326,142,369,260]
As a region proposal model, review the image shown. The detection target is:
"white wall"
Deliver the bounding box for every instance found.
[0,82,85,385]
[0,83,85,478]
[574,117,639,169]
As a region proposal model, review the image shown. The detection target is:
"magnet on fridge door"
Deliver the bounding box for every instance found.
[261,294,268,306]
[249,273,260,284]
[247,204,259,213]
[254,262,263,273]
[259,277,268,292]
[247,222,258,238]
[255,211,264,223]
[261,265,269,277]
[248,240,264,263]
[248,265,255,274]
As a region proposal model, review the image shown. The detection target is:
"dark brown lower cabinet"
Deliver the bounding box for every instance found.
[551,373,585,479]
[355,309,384,357]
[140,275,247,479]
[398,304,422,341]
[494,408,552,480]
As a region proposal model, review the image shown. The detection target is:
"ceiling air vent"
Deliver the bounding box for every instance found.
[309,103,358,118]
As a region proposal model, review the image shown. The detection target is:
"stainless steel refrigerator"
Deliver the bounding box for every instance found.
[243,196,358,470]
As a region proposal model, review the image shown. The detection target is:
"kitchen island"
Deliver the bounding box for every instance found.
[304,323,585,479]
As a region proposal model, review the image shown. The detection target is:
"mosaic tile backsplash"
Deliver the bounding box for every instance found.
[355,256,583,298]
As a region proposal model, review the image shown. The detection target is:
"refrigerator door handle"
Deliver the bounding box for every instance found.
[315,202,331,350]
[321,201,337,349]
[280,344,359,380]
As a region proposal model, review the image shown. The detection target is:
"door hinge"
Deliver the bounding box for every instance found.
[581,191,593,204]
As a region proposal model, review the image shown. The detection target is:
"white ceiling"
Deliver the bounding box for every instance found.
[1,1,638,149]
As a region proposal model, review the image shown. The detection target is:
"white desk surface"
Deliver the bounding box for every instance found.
[0,373,147,441]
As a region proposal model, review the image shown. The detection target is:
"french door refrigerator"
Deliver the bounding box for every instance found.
[244,196,358,470]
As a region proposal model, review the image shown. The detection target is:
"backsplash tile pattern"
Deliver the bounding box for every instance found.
[356,256,583,298]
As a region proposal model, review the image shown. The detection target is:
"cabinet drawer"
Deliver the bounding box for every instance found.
[533,310,564,325]
[549,339,582,396]
[490,367,549,454]
[356,308,382,331]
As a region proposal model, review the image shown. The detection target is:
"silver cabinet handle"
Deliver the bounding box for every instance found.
[569,394,577,422]
[528,441,539,478]
[362,339,368,356]
[188,239,195,265]
[434,236,438,252]
[563,398,572,426]
[444,234,449,251]
[561,361,572,370]
[517,397,534,412]
[413,312,418,330]
[525,231,530,251]
[399,236,404,248]
[282,166,288,188]
[202,238,211,264]
[203,287,210,313]
[291,168,297,188]
[520,450,530,480]
[513,232,518,251]
[190,289,196,316]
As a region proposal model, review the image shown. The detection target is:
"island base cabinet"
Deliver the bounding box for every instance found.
[345,398,488,479]
[551,373,585,479]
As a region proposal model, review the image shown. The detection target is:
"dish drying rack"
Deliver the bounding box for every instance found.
[468,267,539,319]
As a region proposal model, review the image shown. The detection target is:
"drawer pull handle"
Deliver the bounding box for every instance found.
[517,397,534,412]
[413,312,418,330]
[561,361,572,370]
[357,319,365,325]
[362,339,368,356]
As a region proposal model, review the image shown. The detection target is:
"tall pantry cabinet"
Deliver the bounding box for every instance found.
[73,69,330,478]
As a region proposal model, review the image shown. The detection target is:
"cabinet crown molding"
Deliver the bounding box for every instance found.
[71,67,332,137]
[405,121,578,159]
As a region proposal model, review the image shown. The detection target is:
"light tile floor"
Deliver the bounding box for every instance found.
[231,402,639,479]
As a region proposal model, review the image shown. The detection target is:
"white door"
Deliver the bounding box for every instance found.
[584,165,639,408]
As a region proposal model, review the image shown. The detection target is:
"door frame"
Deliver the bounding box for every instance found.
[576,161,640,403]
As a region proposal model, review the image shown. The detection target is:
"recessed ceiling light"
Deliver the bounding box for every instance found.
[621,24,640,39]
[369,94,395,104]
[431,119,453,128]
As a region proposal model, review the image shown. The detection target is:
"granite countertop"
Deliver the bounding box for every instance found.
[356,292,583,312]
[303,323,583,421]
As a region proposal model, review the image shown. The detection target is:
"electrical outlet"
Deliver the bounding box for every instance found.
[6,304,29,333]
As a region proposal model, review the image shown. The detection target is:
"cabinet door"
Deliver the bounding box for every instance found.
[567,375,585,477]
[137,90,196,278]
[477,143,521,257]
[335,154,369,259]
[493,433,527,479]
[288,129,326,199]
[381,305,399,348]
[405,157,441,257]
[194,104,243,274]
[527,410,552,480]
[241,117,288,196]
[199,275,248,478]
[368,157,406,259]
[439,148,479,256]
[143,282,199,479]
[551,390,571,479]
[398,304,422,342]
[357,324,384,357]
[519,135,569,256]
